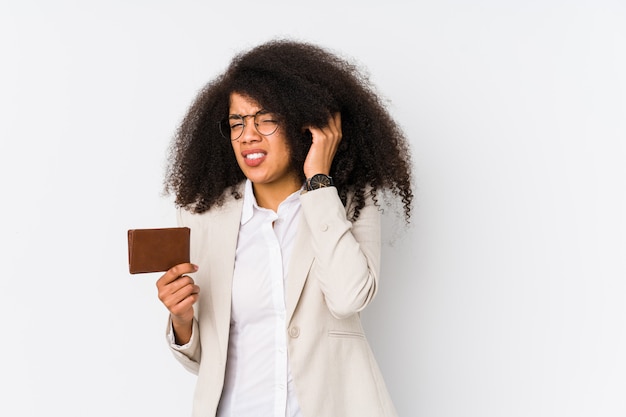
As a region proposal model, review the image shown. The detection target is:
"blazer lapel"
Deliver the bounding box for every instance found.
[200,191,244,361]
[285,214,314,324]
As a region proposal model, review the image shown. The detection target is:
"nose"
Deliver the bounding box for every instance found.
[239,116,261,143]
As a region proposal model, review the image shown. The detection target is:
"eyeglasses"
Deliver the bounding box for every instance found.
[218,110,280,141]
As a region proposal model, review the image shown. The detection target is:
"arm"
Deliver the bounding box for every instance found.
[156,208,203,372]
[300,112,381,318]
[156,263,199,346]
[300,186,381,319]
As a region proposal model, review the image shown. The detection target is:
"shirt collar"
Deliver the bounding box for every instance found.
[240,179,304,226]
[241,179,256,226]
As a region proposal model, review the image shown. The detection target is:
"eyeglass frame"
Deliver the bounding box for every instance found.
[218,110,280,141]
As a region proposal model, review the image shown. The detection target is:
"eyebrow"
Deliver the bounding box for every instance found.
[228,109,269,118]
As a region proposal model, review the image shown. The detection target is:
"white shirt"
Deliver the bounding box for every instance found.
[216,179,304,417]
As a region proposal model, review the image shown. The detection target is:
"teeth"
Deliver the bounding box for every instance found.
[245,153,265,160]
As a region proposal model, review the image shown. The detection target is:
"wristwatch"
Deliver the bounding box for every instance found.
[306,173,334,191]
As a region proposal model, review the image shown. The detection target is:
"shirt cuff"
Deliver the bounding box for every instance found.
[166,317,196,351]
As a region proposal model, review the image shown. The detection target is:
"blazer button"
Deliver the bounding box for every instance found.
[289,326,300,338]
[320,224,328,232]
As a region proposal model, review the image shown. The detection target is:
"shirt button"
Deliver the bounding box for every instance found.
[289,326,300,338]
[320,224,328,232]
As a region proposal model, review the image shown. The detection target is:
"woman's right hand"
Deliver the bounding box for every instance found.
[156,263,200,345]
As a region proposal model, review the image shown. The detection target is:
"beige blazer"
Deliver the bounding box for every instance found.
[168,183,397,417]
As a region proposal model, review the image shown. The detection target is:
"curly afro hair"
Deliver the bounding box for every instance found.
[164,39,413,222]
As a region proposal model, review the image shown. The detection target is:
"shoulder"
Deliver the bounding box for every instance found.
[177,182,245,226]
[343,185,378,222]
[300,185,380,226]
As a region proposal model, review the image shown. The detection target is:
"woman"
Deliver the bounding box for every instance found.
[156,39,413,417]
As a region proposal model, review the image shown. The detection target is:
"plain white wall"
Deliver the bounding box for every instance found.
[1,1,624,416]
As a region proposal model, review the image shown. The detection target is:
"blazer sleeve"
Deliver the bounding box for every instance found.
[299,186,381,319]
[165,316,201,374]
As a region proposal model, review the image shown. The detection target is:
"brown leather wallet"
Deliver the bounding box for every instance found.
[127,227,190,274]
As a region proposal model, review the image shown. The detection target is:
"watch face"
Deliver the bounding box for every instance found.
[309,174,333,190]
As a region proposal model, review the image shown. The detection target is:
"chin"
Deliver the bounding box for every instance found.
[244,174,271,185]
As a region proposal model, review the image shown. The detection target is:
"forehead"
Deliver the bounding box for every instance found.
[229,93,261,114]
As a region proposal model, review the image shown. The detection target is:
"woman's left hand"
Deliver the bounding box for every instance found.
[303,112,342,178]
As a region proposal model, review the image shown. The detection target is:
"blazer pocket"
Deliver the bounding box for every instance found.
[328,330,366,340]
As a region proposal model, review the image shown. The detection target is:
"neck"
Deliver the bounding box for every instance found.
[252,176,302,212]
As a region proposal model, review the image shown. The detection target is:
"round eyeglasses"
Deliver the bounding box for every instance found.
[218,110,280,141]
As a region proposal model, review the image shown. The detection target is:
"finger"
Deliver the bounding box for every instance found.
[158,274,198,300]
[160,282,200,309]
[309,124,338,143]
[328,112,342,133]
[166,274,196,294]
[168,284,200,307]
[316,113,342,141]
[156,263,198,287]
[169,292,199,317]
[305,112,341,136]
[159,279,187,304]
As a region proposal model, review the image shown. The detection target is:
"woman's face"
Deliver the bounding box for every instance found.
[228,93,299,190]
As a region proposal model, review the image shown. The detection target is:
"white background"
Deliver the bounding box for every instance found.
[1,1,625,416]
